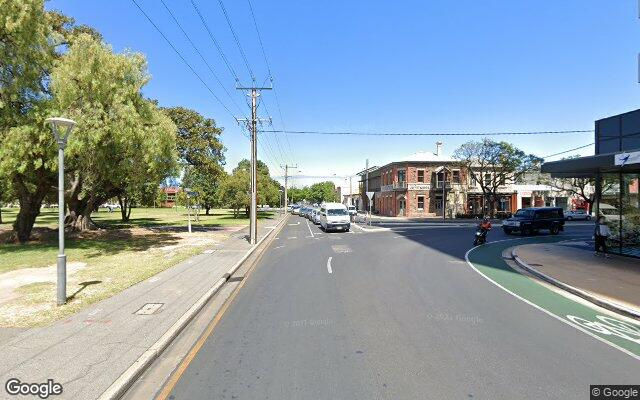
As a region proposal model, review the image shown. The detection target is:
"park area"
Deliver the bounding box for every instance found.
[0,207,275,327]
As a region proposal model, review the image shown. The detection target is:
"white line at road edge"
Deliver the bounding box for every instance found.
[464,239,640,361]
[327,257,333,274]
[306,220,315,238]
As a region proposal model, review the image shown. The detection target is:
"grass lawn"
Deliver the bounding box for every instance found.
[0,206,273,231]
[0,206,278,327]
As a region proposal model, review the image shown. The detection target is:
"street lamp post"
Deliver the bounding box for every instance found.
[45,117,76,306]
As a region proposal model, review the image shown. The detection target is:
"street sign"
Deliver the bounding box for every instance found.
[366,191,374,200]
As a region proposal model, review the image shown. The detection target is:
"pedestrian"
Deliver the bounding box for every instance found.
[594,216,611,258]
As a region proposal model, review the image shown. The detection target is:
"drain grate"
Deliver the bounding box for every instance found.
[134,303,164,315]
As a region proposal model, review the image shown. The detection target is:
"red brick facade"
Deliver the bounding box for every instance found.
[373,162,471,218]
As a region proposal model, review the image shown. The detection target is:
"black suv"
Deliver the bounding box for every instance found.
[502,207,565,235]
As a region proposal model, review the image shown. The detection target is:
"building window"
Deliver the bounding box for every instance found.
[452,170,460,183]
[417,170,425,183]
[484,173,492,186]
[417,196,425,210]
[397,169,406,183]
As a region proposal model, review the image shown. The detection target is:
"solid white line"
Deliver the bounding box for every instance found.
[327,256,333,274]
[306,220,315,238]
[287,236,297,239]
[464,241,640,361]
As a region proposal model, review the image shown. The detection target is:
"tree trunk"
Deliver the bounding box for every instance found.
[66,195,103,231]
[118,195,130,222]
[205,206,211,215]
[13,200,42,243]
[0,207,3,224]
[12,177,51,243]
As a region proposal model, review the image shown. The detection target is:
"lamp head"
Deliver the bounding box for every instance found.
[45,117,76,147]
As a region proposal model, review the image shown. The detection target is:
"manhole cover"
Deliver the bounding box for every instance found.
[331,245,352,253]
[134,303,164,315]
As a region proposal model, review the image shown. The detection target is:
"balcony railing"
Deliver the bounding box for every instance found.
[434,181,452,189]
[394,181,407,190]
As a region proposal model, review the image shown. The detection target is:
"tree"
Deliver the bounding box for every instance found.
[51,33,177,229]
[162,107,225,170]
[0,1,106,242]
[163,107,226,215]
[288,187,310,203]
[454,139,542,216]
[1,0,59,242]
[183,165,223,214]
[220,169,249,217]
[309,181,338,203]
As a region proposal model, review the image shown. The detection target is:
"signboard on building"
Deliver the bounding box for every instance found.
[615,151,640,166]
[407,183,431,191]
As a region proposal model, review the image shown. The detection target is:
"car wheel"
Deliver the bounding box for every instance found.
[550,225,560,235]
[503,228,512,235]
[566,216,573,221]
[521,226,530,236]
[586,216,591,221]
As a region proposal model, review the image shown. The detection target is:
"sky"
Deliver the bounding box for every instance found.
[46,0,640,192]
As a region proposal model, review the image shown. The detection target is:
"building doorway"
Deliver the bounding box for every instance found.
[398,196,406,217]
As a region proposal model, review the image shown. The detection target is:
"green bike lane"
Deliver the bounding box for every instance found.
[466,235,640,360]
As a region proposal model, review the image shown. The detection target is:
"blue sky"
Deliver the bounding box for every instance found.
[47,0,640,190]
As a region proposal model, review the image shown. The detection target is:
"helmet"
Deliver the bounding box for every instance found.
[483,216,490,222]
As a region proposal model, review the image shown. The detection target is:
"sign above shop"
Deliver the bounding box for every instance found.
[615,151,640,166]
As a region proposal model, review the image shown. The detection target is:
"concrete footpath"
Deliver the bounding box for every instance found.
[0,218,284,400]
[513,240,640,318]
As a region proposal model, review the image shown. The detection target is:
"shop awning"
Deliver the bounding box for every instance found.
[541,150,640,178]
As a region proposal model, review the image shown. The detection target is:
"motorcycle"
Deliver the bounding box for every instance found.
[473,227,489,246]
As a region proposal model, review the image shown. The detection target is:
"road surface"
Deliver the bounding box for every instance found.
[160,217,640,400]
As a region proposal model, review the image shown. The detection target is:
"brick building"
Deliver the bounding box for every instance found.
[359,143,477,218]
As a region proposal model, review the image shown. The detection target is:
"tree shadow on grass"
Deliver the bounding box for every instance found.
[0,229,184,259]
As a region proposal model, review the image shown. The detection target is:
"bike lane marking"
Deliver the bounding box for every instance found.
[465,236,640,360]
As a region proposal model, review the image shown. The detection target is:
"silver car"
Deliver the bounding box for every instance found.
[312,209,321,224]
[564,209,591,221]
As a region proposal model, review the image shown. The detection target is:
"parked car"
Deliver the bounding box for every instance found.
[347,205,357,216]
[299,207,309,218]
[312,209,322,224]
[101,203,120,212]
[564,209,591,221]
[502,207,565,235]
[292,205,301,215]
[320,203,351,232]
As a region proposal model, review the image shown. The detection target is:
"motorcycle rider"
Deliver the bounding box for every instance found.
[478,216,492,231]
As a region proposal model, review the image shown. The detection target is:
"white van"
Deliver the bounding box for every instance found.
[320,203,351,232]
[347,205,357,216]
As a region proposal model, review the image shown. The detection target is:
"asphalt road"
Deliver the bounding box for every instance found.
[162,217,640,400]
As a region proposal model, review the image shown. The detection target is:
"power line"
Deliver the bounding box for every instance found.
[130,0,235,118]
[159,0,245,115]
[260,129,594,137]
[190,0,242,84]
[245,0,295,165]
[543,143,594,159]
[542,130,640,159]
[217,0,255,82]
[246,0,272,78]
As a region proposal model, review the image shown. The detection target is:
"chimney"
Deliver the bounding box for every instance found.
[435,141,443,156]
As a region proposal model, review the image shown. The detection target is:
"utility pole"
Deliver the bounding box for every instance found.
[365,159,370,225]
[280,164,298,214]
[236,85,271,245]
